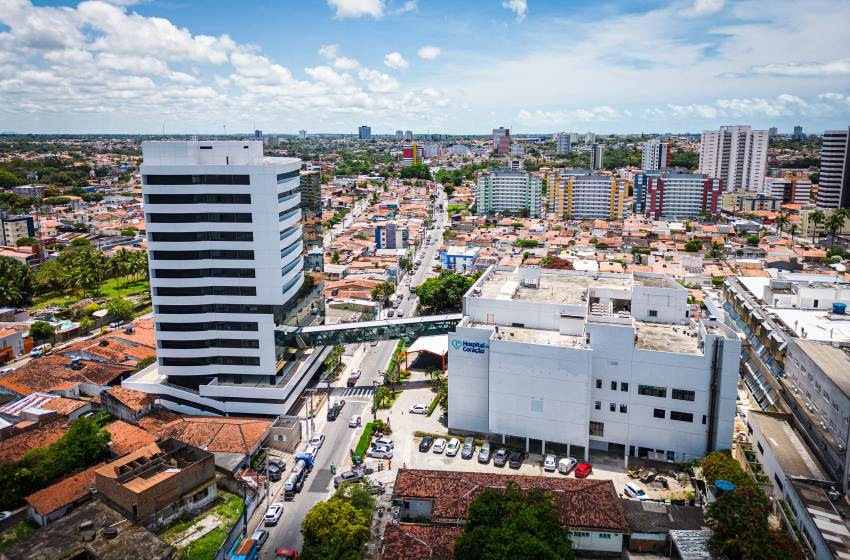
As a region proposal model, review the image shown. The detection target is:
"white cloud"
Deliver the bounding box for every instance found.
[516,106,620,125]
[391,1,417,15]
[667,103,718,119]
[358,68,400,92]
[318,44,339,59]
[501,0,527,23]
[417,45,441,60]
[327,0,385,19]
[383,52,409,71]
[747,58,850,78]
[680,0,725,17]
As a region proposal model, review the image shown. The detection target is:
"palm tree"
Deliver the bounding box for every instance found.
[330,250,341,265]
[0,280,21,308]
[825,211,847,246]
[774,213,789,236]
[788,223,798,242]
[374,385,389,409]
[706,241,724,259]
[808,209,825,244]
[436,381,448,414]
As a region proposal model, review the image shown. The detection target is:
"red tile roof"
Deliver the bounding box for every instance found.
[392,469,630,533]
[0,421,67,463]
[0,356,131,397]
[105,420,158,456]
[25,462,104,516]
[104,386,155,412]
[139,410,272,454]
[380,523,462,560]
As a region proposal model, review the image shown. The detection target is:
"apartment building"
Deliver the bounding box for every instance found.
[764,177,812,204]
[698,125,768,192]
[449,267,740,463]
[493,127,510,155]
[395,130,403,141]
[590,144,604,170]
[130,141,328,415]
[375,221,404,249]
[404,130,413,141]
[793,126,805,142]
[358,125,371,140]
[817,127,850,210]
[553,132,572,154]
[510,143,525,157]
[547,170,626,220]
[475,168,542,218]
[0,216,35,246]
[298,130,306,140]
[644,172,722,220]
[402,143,423,167]
[641,139,669,171]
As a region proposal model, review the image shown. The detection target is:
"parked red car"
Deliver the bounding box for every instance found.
[574,463,593,478]
[276,549,298,560]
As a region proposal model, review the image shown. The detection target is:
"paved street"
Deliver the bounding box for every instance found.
[259,188,447,557]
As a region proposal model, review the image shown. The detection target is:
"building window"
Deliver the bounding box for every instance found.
[702,415,707,424]
[620,404,628,413]
[638,385,667,398]
[824,391,830,402]
[596,379,602,389]
[672,389,695,401]
[621,382,629,392]
[757,441,764,454]
[814,299,819,308]
[574,532,590,538]
[649,310,658,317]
[654,409,665,419]
[610,403,616,412]
[589,422,604,436]
[611,381,617,390]
[599,533,612,539]
[774,474,784,491]
[670,411,694,422]
[595,401,601,410]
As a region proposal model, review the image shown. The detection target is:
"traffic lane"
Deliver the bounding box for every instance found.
[260,391,370,558]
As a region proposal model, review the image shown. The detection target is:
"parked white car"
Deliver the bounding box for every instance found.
[625,482,652,501]
[544,454,557,472]
[309,434,325,448]
[367,445,393,459]
[432,438,447,453]
[371,437,394,449]
[304,445,319,459]
[263,503,284,526]
[445,438,460,457]
[558,457,578,475]
[409,404,428,414]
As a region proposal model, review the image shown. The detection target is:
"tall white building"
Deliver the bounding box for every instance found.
[585,132,596,144]
[449,267,740,461]
[298,130,307,140]
[817,127,850,210]
[553,132,572,154]
[698,125,768,192]
[358,125,371,140]
[396,130,403,141]
[404,130,413,141]
[475,168,542,217]
[590,144,604,170]
[127,141,327,415]
[640,139,669,171]
[510,143,525,157]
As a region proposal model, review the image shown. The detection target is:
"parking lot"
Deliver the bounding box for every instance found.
[351,372,687,502]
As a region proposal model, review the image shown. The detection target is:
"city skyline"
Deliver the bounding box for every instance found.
[1,0,849,134]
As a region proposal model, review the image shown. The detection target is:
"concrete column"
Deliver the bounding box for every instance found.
[567,444,571,457]
[525,437,529,452]
[502,433,506,444]
[542,440,546,454]
[585,446,589,461]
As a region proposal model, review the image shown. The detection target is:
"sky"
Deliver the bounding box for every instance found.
[1,0,849,135]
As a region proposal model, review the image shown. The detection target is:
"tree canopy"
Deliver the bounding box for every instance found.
[454,481,575,560]
[399,164,432,181]
[416,270,482,313]
[300,480,374,560]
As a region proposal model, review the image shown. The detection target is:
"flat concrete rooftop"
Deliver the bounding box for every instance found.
[635,322,702,354]
[634,276,675,289]
[467,322,585,348]
[478,270,631,305]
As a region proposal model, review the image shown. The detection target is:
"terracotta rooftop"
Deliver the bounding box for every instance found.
[392,469,630,533]
[0,356,131,396]
[42,397,88,416]
[58,337,156,363]
[0,421,67,463]
[139,410,273,454]
[105,420,159,456]
[380,523,462,560]
[25,462,104,516]
[104,386,156,412]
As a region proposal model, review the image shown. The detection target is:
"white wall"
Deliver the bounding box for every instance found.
[448,325,493,434]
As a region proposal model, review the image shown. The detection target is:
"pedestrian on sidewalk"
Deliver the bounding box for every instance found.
[389,460,392,470]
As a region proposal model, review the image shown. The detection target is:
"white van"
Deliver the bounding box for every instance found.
[624,482,652,501]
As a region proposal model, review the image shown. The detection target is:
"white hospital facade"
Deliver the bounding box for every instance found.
[448,267,741,463]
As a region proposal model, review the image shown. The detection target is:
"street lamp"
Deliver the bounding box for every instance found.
[373,379,380,422]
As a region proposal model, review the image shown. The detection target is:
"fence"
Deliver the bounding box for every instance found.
[214,489,260,560]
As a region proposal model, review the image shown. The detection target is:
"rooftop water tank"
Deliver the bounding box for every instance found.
[834,303,847,314]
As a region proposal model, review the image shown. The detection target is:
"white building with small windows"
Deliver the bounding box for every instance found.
[448,267,741,463]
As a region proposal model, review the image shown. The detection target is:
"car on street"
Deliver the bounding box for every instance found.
[367,480,386,494]
[334,470,365,488]
[419,436,434,452]
[409,403,428,414]
[508,450,524,469]
[544,454,557,471]
[432,438,447,453]
[250,529,269,549]
[268,459,286,471]
[574,463,593,478]
[445,438,460,457]
[304,445,319,459]
[387,310,394,317]
[624,482,652,501]
[366,445,393,459]
[370,340,379,347]
[371,437,394,449]
[275,548,298,560]
[558,457,577,475]
[309,434,325,448]
[346,369,361,387]
[263,503,284,526]
[493,447,510,467]
[349,414,362,427]
[267,464,282,481]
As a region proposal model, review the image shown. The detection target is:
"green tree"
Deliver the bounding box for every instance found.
[706,241,724,259]
[132,355,156,373]
[684,239,703,252]
[774,213,789,235]
[399,164,432,181]
[370,280,396,304]
[454,481,576,560]
[107,298,135,320]
[808,209,825,244]
[416,270,482,313]
[70,237,92,247]
[301,499,370,555]
[330,250,342,265]
[15,237,37,246]
[29,321,55,341]
[0,170,22,189]
[79,316,94,333]
[34,259,65,294]
[825,210,848,245]
[747,234,761,245]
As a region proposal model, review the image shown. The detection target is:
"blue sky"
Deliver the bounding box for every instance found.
[1,0,849,134]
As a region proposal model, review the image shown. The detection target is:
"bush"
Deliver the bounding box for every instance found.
[353,423,373,458]
[684,240,703,252]
[83,303,101,315]
[14,237,37,247]
[29,321,55,341]
[747,234,761,245]
[107,298,134,320]
[70,237,92,247]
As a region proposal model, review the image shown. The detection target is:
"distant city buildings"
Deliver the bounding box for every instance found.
[817,127,850,210]
[645,172,722,220]
[547,170,626,220]
[553,132,572,154]
[769,127,778,137]
[254,130,262,141]
[640,139,669,171]
[510,143,525,157]
[298,130,307,140]
[402,143,423,167]
[0,216,35,246]
[395,130,403,141]
[493,127,510,155]
[475,167,541,217]
[374,222,403,249]
[590,144,604,170]
[585,132,596,144]
[698,125,768,192]
[358,125,371,140]
[404,130,413,141]
[792,125,805,142]
[450,144,468,157]
[763,177,811,205]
